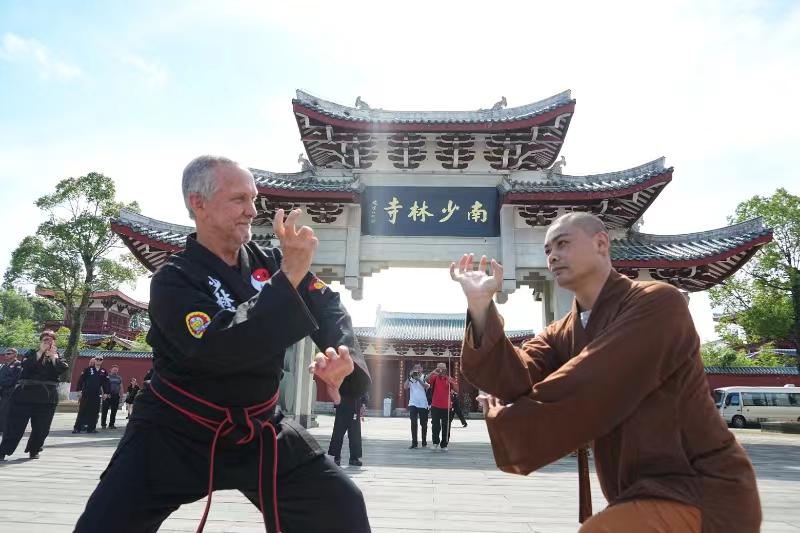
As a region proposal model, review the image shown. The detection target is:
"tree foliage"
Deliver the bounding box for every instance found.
[709,188,800,366]
[3,172,145,377]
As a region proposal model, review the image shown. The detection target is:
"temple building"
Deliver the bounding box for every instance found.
[110,90,773,416]
[37,288,148,349]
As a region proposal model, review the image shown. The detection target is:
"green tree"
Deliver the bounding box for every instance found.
[130,330,151,352]
[4,172,145,377]
[700,343,754,367]
[709,188,800,366]
[0,289,34,321]
[29,295,65,327]
[0,318,38,348]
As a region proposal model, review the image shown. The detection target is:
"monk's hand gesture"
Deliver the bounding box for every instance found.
[309,345,355,405]
[273,208,319,288]
[450,254,503,337]
[476,392,505,418]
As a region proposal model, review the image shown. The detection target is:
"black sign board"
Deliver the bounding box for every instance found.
[361,186,500,237]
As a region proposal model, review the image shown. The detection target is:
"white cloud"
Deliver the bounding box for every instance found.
[0,32,82,80]
[122,53,168,89]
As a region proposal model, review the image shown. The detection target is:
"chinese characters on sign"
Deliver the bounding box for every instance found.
[362,187,499,237]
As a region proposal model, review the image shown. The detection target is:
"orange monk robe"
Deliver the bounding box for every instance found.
[461,270,761,532]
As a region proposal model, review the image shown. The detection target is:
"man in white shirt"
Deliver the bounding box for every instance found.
[403,363,430,449]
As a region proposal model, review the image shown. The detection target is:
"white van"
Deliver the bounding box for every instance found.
[714,386,800,428]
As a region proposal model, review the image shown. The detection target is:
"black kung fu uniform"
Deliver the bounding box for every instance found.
[0,350,68,457]
[74,235,372,533]
[73,365,109,432]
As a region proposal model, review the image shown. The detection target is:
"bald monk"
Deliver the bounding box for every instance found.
[450,212,760,532]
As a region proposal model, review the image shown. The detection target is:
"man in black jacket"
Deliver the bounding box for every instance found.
[73,357,109,434]
[0,348,23,433]
[0,331,68,460]
[74,155,372,533]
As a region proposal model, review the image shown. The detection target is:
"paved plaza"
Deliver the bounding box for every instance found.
[0,413,798,532]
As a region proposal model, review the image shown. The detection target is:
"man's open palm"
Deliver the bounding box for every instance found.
[450,254,503,306]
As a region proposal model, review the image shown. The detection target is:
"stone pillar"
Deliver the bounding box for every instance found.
[541,279,554,330]
[344,204,363,300]
[292,337,317,428]
[499,205,517,296]
[552,280,574,321]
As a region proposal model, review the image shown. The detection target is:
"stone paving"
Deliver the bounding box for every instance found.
[0,413,798,532]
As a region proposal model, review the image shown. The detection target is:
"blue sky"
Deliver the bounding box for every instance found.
[1,0,799,339]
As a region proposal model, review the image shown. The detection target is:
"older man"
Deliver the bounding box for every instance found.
[451,212,760,532]
[74,155,371,533]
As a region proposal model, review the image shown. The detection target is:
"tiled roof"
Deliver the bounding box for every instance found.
[294,90,574,125]
[354,311,535,342]
[704,366,800,375]
[112,210,274,248]
[251,168,358,194]
[504,158,670,194]
[612,218,771,262]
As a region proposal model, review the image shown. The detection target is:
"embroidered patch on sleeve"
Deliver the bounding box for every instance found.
[185,311,211,339]
[309,276,327,293]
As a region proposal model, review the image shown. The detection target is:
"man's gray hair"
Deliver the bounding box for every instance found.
[182,155,238,220]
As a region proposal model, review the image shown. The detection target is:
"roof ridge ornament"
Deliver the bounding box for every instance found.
[297,153,314,172]
[547,155,566,179]
[491,96,507,111]
[354,96,371,110]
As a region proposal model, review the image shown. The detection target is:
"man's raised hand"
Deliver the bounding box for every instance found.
[308,345,355,405]
[450,254,503,339]
[273,208,319,288]
[450,254,503,309]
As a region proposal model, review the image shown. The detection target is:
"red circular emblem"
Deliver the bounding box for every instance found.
[252,268,270,282]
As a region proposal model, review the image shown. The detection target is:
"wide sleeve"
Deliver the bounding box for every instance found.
[147,265,319,376]
[461,302,565,403]
[484,284,698,475]
[76,368,86,391]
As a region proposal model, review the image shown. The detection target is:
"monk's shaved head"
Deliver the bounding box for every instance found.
[549,212,607,238]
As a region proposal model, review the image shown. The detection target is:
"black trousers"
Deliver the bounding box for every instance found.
[0,400,57,456]
[73,421,370,533]
[101,394,120,427]
[75,393,101,431]
[0,390,12,433]
[449,397,467,427]
[430,407,449,448]
[408,405,428,446]
[327,398,362,460]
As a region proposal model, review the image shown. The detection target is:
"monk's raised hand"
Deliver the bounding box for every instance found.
[273,208,319,288]
[308,345,355,405]
[449,254,503,309]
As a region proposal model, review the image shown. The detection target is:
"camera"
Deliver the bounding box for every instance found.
[410,371,421,380]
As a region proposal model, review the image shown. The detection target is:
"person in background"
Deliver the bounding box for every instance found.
[426,362,457,451]
[73,357,109,434]
[124,377,139,419]
[0,348,23,433]
[0,330,68,460]
[404,363,430,449]
[101,365,122,429]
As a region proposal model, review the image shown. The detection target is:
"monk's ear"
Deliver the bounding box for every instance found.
[594,231,611,257]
